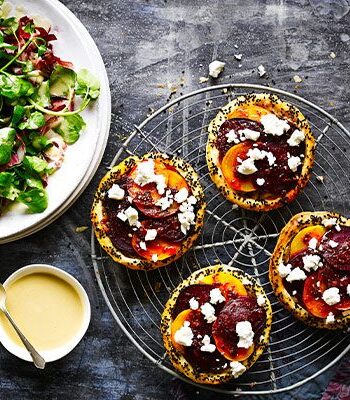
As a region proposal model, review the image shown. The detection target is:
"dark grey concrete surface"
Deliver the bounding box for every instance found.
[0,0,350,399]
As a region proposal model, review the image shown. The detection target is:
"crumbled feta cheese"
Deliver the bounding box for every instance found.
[156,189,174,210]
[174,321,193,346]
[117,211,128,222]
[326,312,335,324]
[145,229,157,241]
[200,335,216,353]
[329,240,339,248]
[178,196,197,234]
[108,183,125,200]
[257,294,266,306]
[127,195,133,203]
[278,262,292,278]
[248,147,276,166]
[234,53,243,60]
[256,178,265,186]
[308,237,318,250]
[239,128,260,141]
[140,241,147,251]
[230,361,246,378]
[292,290,297,296]
[134,159,166,195]
[286,267,307,282]
[242,277,251,286]
[288,156,302,172]
[200,302,217,323]
[322,217,337,227]
[261,114,290,136]
[347,284,350,296]
[322,287,340,306]
[174,187,189,203]
[226,129,240,144]
[302,254,322,272]
[287,129,305,147]
[189,297,199,310]
[257,64,266,77]
[236,321,254,349]
[335,224,341,232]
[151,254,158,262]
[118,206,141,227]
[237,157,257,175]
[209,288,225,305]
[208,60,225,78]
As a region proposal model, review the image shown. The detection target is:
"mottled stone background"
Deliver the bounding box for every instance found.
[0,0,349,399]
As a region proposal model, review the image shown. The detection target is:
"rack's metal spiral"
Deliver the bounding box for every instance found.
[91,84,350,395]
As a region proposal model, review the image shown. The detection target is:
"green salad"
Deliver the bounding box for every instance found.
[0,6,100,214]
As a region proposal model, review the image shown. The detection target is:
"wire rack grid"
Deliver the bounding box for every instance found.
[91,84,350,395]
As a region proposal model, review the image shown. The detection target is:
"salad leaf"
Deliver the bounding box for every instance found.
[30,133,51,152]
[0,74,34,99]
[49,65,76,98]
[23,155,49,175]
[18,111,45,130]
[54,114,86,144]
[0,171,20,200]
[33,81,51,108]
[25,176,43,189]
[17,188,48,213]
[11,105,25,126]
[0,127,15,164]
[76,69,100,100]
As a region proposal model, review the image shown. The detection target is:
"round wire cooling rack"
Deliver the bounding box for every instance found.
[91,84,350,395]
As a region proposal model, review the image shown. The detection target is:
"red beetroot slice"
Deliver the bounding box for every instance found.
[138,215,185,243]
[302,272,334,318]
[216,118,263,160]
[102,184,137,257]
[127,178,179,219]
[212,296,265,359]
[322,227,350,271]
[183,311,228,373]
[172,284,216,319]
[317,267,350,311]
[252,141,301,195]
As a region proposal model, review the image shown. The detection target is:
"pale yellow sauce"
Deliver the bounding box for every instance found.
[0,273,84,351]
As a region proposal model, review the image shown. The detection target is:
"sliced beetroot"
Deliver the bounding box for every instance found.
[216,118,264,160]
[138,215,185,243]
[183,311,228,373]
[322,227,350,271]
[127,179,179,219]
[252,140,301,195]
[172,284,216,318]
[317,267,350,311]
[102,182,137,257]
[212,296,265,359]
[302,272,334,318]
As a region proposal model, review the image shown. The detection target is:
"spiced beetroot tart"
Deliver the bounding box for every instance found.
[270,212,350,329]
[91,153,206,270]
[161,265,272,384]
[206,93,315,211]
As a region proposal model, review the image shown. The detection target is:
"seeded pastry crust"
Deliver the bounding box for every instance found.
[91,153,206,270]
[161,265,273,384]
[206,93,315,211]
[269,211,350,330]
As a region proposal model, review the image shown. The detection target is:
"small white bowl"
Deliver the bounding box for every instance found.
[0,264,91,363]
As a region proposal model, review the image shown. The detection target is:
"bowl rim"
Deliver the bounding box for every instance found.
[0,263,91,363]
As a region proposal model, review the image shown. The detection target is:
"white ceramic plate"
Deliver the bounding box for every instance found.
[0,0,111,243]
